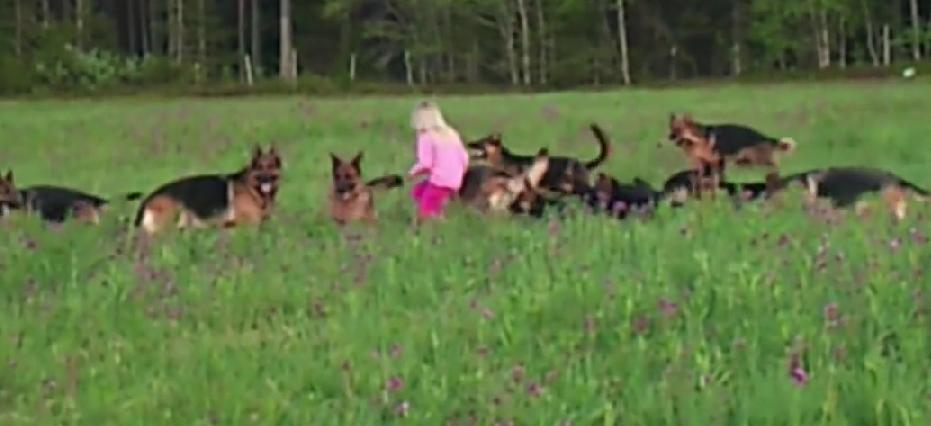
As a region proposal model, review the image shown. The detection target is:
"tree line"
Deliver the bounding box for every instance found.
[0,0,929,93]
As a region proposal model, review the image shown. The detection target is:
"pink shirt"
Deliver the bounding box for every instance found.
[408,131,469,190]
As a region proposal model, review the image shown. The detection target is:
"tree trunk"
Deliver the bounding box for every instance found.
[811,4,830,69]
[499,10,518,85]
[516,0,532,85]
[75,0,84,48]
[617,0,632,84]
[198,0,206,79]
[863,0,879,66]
[404,49,414,86]
[176,0,185,64]
[14,0,22,56]
[252,0,262,75]
[909,0,921,60]
[168,0,176,59]
[140,0,149,55]
[670,45,678,80]
[730,0,742,77]
[882,24,891,66]
[279,0,292,80]
[536,0,547,85]
[238,0,245,80]
[838,19,847,68]
[128,0,138,55]
[41,0,50,29]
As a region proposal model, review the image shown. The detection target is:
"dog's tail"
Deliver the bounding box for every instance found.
[584,124,612,170]
[122,192,144,201]
[776,137,797,153]
[132,203,146,227]
[365,174,404,191]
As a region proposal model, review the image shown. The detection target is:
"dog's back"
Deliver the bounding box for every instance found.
[22,185,109,223]
[812,167,926,207]
[703,124,777,155]
[135,174,231,225]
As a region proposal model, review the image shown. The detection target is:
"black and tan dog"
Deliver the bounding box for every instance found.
[328,152,404,225]
[669,113,796,169]
[775,167,928,220]
[587,173,662,219]
[459,148,550,214]
[0,170,141,224]
[466,124,610,195]
[133,145,283,235]
[660,168,784,207]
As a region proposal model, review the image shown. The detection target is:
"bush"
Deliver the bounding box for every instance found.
[33,45,141,91]
[0,57,34,95]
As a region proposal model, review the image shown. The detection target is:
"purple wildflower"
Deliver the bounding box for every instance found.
[386,376,404,392]
[658,298,679,318]
[526,382,543,398]
[788,354,809,387]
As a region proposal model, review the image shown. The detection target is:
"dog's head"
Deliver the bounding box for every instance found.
[466,134,505,165]
[509,149,552,215]
[330,151,363,198]
[0,170,23,217]
[244,145,283,199]
[668,113,706,147]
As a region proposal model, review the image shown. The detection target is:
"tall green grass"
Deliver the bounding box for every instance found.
[2,82,930,425]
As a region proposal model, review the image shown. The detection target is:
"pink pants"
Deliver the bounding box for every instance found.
[411,181,455,219]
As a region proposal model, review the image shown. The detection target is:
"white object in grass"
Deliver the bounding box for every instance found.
[902,67,916,78]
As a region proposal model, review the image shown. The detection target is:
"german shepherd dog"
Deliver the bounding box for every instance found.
[588,173,662,219]
[668,113,796,169]
[660,169,781,206]
[328,152,404,225]
[466,124,611,195]
[458,148,551,214]
[664,126,727,201]
[774,167,929,220]
[0,170,141,224]
[133,145,283,235]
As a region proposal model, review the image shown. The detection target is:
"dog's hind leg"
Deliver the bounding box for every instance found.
[139,196,178,235]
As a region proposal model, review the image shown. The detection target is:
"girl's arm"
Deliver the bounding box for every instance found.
[408,134,433,176]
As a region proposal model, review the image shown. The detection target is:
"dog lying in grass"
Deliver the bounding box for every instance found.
[328,152,404,225]
[0,170,141,224]
[776,166,928,220]
[459,148,550,215]
[466,124,611,196]
[134,145,283,235]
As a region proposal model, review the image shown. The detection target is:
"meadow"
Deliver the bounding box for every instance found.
[2,81,931,425]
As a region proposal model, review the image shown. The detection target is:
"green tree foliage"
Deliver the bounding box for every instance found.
[0,0,928,93]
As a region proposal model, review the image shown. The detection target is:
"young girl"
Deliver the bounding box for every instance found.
[408,101,469,222]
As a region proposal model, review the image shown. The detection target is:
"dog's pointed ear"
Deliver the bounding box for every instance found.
[252,144,264,158]
[669,113,677,124]
[351,151,363,169]
[536,147,549,157]
[490,134,502,146]
[3,170,12,183]
[330,153,342,170]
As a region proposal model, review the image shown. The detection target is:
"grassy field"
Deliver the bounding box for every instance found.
[2,82,931,425]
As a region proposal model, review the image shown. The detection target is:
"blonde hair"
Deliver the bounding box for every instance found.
[411,101,460,142]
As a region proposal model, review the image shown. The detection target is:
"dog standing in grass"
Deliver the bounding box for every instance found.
[133,145,282,235]
[407,101,470,223]
[668,113,796,169]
